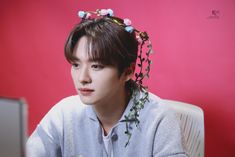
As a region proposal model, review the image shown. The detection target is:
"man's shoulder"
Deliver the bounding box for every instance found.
[58,95,82,105]
[148,92,162,103]
[40,95,89,126]
[146,91,164,108]
[142,91,173,117]
[52,95,86,113]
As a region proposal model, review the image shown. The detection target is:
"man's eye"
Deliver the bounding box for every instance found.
[91,64,104,70]
[72,63,79,69]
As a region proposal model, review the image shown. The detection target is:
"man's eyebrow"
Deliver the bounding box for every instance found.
[87,56,100,62]
[88,58,95,62]
[71,58,80,63]
[72,57,99,63]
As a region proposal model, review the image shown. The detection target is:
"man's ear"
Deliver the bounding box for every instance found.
[124,63,136,82]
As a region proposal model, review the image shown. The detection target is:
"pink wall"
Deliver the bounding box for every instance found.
[1,0,235,156]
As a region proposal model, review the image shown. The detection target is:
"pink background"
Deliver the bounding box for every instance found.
[1,0,235,156]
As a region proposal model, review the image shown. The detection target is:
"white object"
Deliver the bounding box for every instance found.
[163,99,204,157]
[0,97,28,157]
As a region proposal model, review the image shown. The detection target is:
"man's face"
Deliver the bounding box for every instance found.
[71,36,130,106]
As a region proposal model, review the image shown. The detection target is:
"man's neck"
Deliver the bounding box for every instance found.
[93,90,131,135]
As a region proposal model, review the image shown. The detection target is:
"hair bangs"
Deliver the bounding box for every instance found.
[85,35,116,66]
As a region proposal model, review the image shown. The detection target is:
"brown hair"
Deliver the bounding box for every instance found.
[64,17,139,75]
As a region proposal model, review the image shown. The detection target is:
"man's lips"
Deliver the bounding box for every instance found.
[79,88,94,96]
[79,88,94,91]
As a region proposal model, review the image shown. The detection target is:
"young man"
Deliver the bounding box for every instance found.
[27,9,188,157]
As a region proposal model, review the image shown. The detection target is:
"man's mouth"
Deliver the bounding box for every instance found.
[79,88,94,96]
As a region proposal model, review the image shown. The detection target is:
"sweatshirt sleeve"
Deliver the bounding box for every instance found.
[26,103,63,157]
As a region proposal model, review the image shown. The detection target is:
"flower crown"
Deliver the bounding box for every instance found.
[78,9,150,45]
[78,9,153,147]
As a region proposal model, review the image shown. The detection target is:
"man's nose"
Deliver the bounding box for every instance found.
[78,66,92,84]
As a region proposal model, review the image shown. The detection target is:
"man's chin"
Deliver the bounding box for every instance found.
[79,96,94,105]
